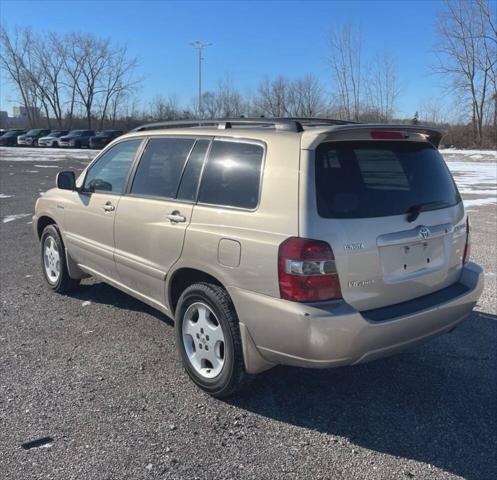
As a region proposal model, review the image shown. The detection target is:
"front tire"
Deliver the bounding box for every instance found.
[40,225,80,293]
[175,282,252,397]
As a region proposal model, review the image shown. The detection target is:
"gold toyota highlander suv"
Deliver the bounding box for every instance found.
[33,118,484,397]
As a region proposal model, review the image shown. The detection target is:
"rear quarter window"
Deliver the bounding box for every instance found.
[198,140,264,209]
[315,141,461,219]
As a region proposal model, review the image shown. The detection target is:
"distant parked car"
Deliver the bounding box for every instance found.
[58,130,96,148]
[38,130,70,148]
[89,130,123,149]
[17,129,51,146]
[0,129,27,147]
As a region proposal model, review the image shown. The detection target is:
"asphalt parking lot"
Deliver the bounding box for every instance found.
[0,147,496,480]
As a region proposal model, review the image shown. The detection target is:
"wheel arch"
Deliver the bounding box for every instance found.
[36,215,57,239]
[37,216,86,280]
[168,267,224,315]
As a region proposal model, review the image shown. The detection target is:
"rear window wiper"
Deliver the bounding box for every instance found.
[405,201,450,222]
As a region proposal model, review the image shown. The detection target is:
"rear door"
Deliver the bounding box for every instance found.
[303,139,467,311]
[114,137,210,304]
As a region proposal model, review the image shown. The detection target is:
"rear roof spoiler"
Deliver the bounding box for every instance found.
[303,124,445,149]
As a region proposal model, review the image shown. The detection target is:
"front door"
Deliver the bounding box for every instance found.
[114,137,210,304]
[64,139,143,280]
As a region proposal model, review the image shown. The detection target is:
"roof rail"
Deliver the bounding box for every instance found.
[132,118,305,133]
[278,117,360,126]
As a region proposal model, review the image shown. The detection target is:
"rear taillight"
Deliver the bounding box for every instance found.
[278,237,342,302]
[463,216,471,264]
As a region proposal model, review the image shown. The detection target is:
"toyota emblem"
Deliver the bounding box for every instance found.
[419,226,431,239]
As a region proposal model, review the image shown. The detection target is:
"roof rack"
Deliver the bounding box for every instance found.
[279,117,360,126]
[132,118,305,133]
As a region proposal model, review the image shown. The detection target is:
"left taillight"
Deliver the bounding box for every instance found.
[278,237,342,302]
[463,216,471,264]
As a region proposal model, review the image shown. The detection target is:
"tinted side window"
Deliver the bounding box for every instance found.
[131,138,195,199]
[177,139,210,201]
[198,141,264,209]
[84,139,141,193]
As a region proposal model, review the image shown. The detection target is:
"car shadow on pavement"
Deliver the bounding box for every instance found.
[228,311,497,480]
[69,281,174,326]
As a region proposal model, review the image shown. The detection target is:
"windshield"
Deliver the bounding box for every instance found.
[315,141,461,219]
[26,129,43,135]
[69,130,85,136]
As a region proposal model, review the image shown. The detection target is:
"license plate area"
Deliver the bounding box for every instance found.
[380,237,445,282]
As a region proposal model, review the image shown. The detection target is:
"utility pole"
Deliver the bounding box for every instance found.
[189,40,212,117]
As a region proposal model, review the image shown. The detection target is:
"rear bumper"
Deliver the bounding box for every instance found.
[230,262,484,374]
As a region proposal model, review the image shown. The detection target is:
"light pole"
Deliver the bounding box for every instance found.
[189,40,212,117]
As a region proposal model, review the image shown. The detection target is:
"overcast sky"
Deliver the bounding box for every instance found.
[0,0,448,117]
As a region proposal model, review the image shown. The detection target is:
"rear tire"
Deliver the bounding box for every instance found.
[175,282,252,397]
[40,225,80,293]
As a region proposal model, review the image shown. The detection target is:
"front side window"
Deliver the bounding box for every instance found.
[198,140,264,209]
[131,138,195,199]
[84,139,141,193]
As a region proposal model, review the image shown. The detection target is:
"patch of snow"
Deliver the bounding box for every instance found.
[81,301,92,307]
[0,146,96,162]
[34,164,60,168]
[463,198,497,207]
[445,160,497,207]
[0,194,13,199]
[440,149,497,159]
[2,213,31,223]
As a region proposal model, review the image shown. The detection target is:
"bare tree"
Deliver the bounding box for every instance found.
[365,50,400,122]
[288,74,327,117]
[434,0,495,145]
[149,95,181,121]
[417,98,450,125]
[216,75,244,117]
[253,76,291,117]
[97,44,139,129]
[328,23,362,121]
[0,26,39,126]
[25,32,67,128]
[475,0,497,131]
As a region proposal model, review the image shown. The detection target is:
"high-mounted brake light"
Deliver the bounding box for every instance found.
[278,237,342,302]
[463,216,471,264]
[370,130,407,140]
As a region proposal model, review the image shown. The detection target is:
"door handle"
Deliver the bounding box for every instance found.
[103,201,115,212]
[167,210,186,223]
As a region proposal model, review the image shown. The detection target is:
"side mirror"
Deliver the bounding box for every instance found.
[57,171,76,191]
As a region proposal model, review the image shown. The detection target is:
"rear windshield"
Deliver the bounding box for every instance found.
[315,141,461,219]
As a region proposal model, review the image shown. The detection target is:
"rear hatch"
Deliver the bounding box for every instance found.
[302,128,467,311]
